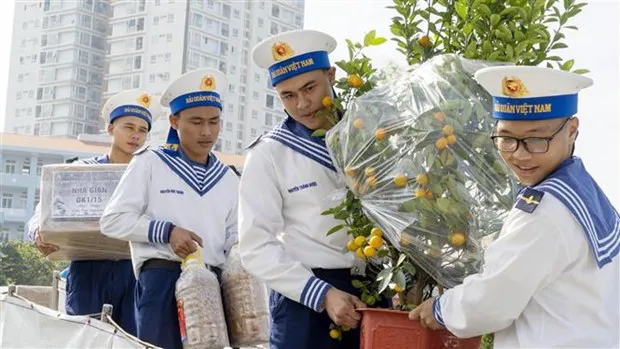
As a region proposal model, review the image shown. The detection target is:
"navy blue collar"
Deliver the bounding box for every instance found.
[264,117,336,172]
[534,156,619,268]
[153,146,228,196]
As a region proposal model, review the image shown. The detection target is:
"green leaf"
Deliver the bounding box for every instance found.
[551,42,568,50]
[572,68,590,74]
[311,129,327,137]
[334,211,349,220]
[402,261,417,276]
[464,23,474,35]
[371,37,388,46]
[363,30,377,47]
[376,267,393,281]
[478,4,491,16]
[562,59,575,71]
[546,55,563,61]
[506,44,514,60]
[378,275,392,294]
[327,224,345,236]
[455,0,468,20]
[565,25,578,30]
[490,14,501,26]
[397,253,407,267]
[377,249,390,258]
[393,270,407,290]
[351,279,365,289]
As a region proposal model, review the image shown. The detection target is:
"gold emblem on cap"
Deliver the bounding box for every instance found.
[137,93,151,108]
[272,41,295,62]
[201,75,216,91]
[502,77,529,97]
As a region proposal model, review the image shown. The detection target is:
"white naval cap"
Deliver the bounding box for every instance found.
[160,68,228,147]
[101,90,160,130]
[474,66,593,120]
[252,29,337,86]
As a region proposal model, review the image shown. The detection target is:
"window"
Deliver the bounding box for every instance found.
[270,22,278,35]
[222,4,231,18]
[226,122,233,131]
[4,160,16,174]
[252,110,258,119]
[36,159,43,175]
[272,4,280,17]
[228,84,235,93]
[258,18,264,27]
[254,73,260,83]
[253,91,259,100]
[227,104,234,113]
[134,56,142,69]
[2,193,13,209]
[233,29,238,37]
[251,128,257,136]
[221,23,229,37]
[225,140,232,150]
[136,37,143,50]
[237,129,243,139]
[150,54,156,64]
[233,9,240,18]
[265,112,273,126]
[266,95,274,109]
[34,189,40,206]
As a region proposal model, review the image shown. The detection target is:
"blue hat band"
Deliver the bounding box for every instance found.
[269,51,331,86]
[169,91,222,115]
[110,105,152,129]
[492,94,578,120]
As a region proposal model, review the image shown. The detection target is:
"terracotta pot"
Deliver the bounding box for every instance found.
[359,308,481,349]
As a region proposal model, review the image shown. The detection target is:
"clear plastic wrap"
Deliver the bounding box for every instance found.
[220,245,269,347]
[39,164,130,261]
[325,54,518,288]
[175,251,229,349]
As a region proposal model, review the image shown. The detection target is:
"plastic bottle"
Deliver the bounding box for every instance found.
[175,250,229,349]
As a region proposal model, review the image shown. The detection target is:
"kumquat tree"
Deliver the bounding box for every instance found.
[317,0,588,345]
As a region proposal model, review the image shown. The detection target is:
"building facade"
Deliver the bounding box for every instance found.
[5,0,110,138]
[0,133,245,242]
[5,0,306,154]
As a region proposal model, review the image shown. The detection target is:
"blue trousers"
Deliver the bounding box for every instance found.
[269,268,391,349]
[65,260,136,336]
[135,266,183,349]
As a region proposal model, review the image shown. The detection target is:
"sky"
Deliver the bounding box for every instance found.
[0,0,619,204]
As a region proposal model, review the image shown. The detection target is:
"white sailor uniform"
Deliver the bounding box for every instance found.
[100,68,238,349]
[26,90,159,337]
[431,66,619,348]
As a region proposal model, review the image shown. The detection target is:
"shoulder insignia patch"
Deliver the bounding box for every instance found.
[515,187,545,213]
[246,134,264,150]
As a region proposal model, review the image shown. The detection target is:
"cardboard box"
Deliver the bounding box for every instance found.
[39,164,130,261]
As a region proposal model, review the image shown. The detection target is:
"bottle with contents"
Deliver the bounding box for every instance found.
[175,250,229,349]
[221,244,269,347]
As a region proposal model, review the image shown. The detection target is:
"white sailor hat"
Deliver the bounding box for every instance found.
[474,66,593,120]
[252,29,337,86]
[101,90,159,130]
[160,68,227,147]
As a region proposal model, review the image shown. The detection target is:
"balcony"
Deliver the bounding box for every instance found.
[0,208,29,223]
[0,173,40,189]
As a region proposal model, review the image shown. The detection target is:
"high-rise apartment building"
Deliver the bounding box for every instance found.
[4,0,306,154]
[5,0,110,138]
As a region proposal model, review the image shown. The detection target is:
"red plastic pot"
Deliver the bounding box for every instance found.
[359,308,481,349]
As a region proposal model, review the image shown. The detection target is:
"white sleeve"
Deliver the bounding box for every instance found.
[100,153,174,244]
[238,146,332,313]
[27,203,41,242]
[433,198,571,338]
[223,175,239,256]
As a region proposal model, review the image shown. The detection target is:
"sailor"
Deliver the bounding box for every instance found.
[27,90,158,336]
[100,68,239,349]
[238,29,388,349]
[409,66,619,348]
